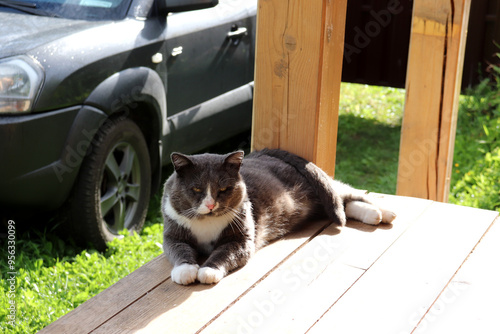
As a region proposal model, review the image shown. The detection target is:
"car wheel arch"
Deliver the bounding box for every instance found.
[84,67,166,195]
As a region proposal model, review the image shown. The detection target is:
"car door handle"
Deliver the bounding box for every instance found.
[227,27,247,38]
[171,46,183,57]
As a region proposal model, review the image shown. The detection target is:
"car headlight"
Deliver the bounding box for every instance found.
[0,56,44,114]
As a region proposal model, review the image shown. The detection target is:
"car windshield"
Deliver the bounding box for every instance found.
[0,0,132,20]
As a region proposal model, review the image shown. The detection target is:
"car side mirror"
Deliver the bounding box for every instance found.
[158,0,218,15]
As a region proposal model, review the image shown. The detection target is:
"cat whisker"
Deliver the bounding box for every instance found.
[228,214,242,235]
[181,207,199,220]
[223,207,246,235]
[230,218,244,235]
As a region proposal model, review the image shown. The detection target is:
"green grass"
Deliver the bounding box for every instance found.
[2,77,499,333]
[335,84,404,193]
[448,64,500,211]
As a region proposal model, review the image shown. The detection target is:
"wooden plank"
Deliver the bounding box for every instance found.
[396,0,471,201]
[200,195,432,333]
[37,254,172,334]
[202,251,363,334]
[89,220,330,334]
[308,202,498,334]
[420,217,500,333]
[313,0,348,174]
[251,0,348,177]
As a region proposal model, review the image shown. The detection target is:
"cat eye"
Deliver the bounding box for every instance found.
[219,187,228,192]
[192,187,202,193]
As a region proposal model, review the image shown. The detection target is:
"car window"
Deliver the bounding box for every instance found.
[0,0,132,20]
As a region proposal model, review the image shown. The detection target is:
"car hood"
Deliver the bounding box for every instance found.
[0,12,104,59]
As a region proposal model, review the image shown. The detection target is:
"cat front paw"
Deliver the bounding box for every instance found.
[171,263,199,285]
[197,267,225,284]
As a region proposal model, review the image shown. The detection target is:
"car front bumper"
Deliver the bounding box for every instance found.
[0,106,107,211]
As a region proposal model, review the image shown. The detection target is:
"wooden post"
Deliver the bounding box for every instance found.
[251,0,348,177]
[397,0,471,201]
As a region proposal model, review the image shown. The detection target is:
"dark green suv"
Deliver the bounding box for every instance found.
[0,0,256,249]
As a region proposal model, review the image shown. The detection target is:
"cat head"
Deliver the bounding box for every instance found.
[167,151,246,219]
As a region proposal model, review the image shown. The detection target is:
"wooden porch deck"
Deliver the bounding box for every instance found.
[39,195,499,334]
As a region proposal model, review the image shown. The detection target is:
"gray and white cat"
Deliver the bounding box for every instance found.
[162,149,396,285]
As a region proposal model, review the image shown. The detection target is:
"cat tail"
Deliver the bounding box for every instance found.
[256,148,347,226]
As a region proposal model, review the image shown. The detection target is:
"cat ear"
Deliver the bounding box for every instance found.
[171,153,193,173]
[223,151,244,170]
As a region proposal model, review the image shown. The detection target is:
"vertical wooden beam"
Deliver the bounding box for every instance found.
[397,0,471,201]
[251,0,348,177]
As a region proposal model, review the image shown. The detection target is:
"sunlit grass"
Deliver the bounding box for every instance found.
[335,83,404,194]
[339,83,405,126]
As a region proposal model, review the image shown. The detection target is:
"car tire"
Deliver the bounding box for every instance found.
[69,116,151,251]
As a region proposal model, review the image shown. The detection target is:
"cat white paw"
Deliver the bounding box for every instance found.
[345,201,382,225]
[197,267,225,284]
[171,263,199,285]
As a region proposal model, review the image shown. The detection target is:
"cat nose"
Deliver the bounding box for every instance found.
[203,193,216,211]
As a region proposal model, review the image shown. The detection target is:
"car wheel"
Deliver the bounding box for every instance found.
[70,116,151,251]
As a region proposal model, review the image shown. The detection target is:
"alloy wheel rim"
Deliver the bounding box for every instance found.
[99,142,141,235]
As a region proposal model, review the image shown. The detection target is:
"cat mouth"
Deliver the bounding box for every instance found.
[200,208,227,218]
[198,209,217,217]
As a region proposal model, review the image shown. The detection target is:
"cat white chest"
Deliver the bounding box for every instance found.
[164,198,232,245]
